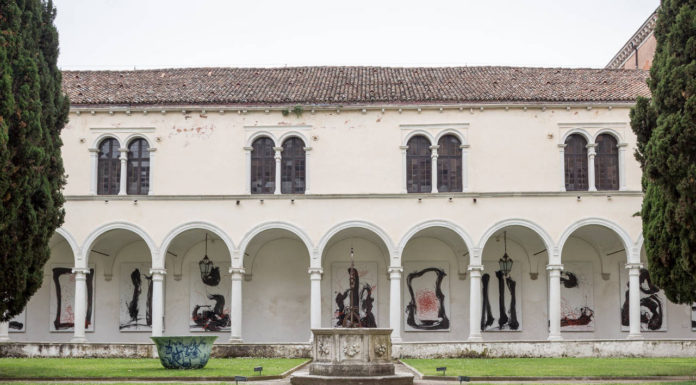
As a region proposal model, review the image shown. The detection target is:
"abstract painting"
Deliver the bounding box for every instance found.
[189,261,231,332]
[481,261,521,331]
[692,303,696,331]
[620,265,667,331]
[403,262,450,331]
[560,262,595,331]
[332,262,378,328]
[49,265,95,332]
[119,262,153,331]
[9,309,25,333]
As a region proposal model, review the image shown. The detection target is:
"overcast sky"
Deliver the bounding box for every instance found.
[54,0,659,70]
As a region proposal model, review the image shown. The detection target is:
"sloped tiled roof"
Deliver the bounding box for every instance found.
[62,66,650,107]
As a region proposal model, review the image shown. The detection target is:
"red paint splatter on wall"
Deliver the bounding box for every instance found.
[416,289,438,320]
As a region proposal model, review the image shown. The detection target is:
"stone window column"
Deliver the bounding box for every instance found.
[303,146,313,194]
[229,267,245,343]
[148,148,157,195]
[587,143,597,192]
[467,264,484,341]
[557,144,567,191]
[618,142,628,191]
[273,147,283,195]
[460,144,470,192]
[0,322,9,342]
[430,145,439,193]
[626,263,644,339]
[89,148,99,195]
[244,146,253,194]
[150,268,166,337]
[399,145,409,194]
[71,267,90,343]
[309,268,323,330]
[388,266,403,342]
[118,148,128,195]
[547,264,564,341]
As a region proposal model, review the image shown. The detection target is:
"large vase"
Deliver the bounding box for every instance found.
[151,336,217,369]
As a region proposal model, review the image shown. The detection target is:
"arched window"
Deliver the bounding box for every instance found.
[564,134,588,191]
[97,138,121,195]
[406,136,432,193]
[595,134,619,190]
[437,135,462,192]
[281,137,305,194]
[127,138,150,195]
[251,137,275,194]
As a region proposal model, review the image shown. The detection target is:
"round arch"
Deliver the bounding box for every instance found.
[124,133,155,148]
[402,130,435,147]
[478,218,555,264]
[55,227,81,264]
[398,219,474,255]
[238,221,314,268]
[593,128,624,144]
[278,131,310,147]
[159,221,236,269]
[246,131,278,147]
[92,133,123,149]
[317,220,395,267]
[560,129,592,145]
[434,129,466,145]
[80,222,158,267]
[557,217,634,263]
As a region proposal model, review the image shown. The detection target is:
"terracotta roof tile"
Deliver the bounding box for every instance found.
[62,66,650,107]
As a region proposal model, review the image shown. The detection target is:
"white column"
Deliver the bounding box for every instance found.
[309,268,322,330]
[147,147,156,195]
[618,143,628,191]
[244,146,253,194]
[118,148,128,195]
[430,145,439,193]
[150,268,166,337]
[587,144,597,192]
[400,145,408,194]
[229,267,245,343]
[627,263,644,339]
[273,146,283,195]
[557,144,567,191]
[71,267,90,343]
[467,264,483,341]
[547,264,563,341]
[303,146,313,194]
[89,148,99,195]
[460,144,470,192]
[388,266,403,342]
[0,322,9,342]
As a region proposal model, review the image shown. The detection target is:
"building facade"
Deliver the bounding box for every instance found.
[0,66,692,347]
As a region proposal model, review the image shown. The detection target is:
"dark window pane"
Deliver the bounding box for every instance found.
[97,138,121,195]
[595,134,619,190]
[127,138,150,195]
[406,136,432,193]
[564,134,588,191]
[251,137,276,194]
[437,135,462,192]
[281,137,306,194]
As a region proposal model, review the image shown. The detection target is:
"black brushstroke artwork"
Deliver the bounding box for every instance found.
[692,304,696,329]
[481,270,519,331]
[52,267,94,330]
[621,268,663,330]
[360,284,377,327]
[405,267,449,330]
[120,268,153,330]
[192,294,230,331]
[9,321,23,330]
[560,269,594,328]
[334,267,376,328]
[560,271,579,288]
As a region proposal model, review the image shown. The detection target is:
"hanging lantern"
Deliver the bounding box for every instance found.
[498,231,514,276]
[199,233,213,276]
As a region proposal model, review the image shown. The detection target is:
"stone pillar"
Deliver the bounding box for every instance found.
[147,147,156,195]
[303,146,313,194]
[150,268,166,337]
[118,148,128,195]
[460,144,470,192]
[547,264,563,341]
[229,268,245,343]
[273,146,283,195]
[627,263,644,339]
[244,146,253,194]
[71,267,90,343]
[309,268,323,330]
[89,148,99,195]
[0,322,9,342]
[558,144,567,191]
[430,145,439,193]
[388,266,403,342]
[587,144,597,192]
[467,264,483,341]
[618,142,628,191]
[399,145,408,194]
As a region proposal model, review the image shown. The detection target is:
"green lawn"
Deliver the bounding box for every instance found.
[0,357,307,378]
[402,357,696,377]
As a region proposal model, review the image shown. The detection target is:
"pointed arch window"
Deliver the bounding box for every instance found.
[97,138,121,195]
[127,138,150,195]
[595,134,619,190]
[437,135,462,192]
[564,134,588,191]
[251,137,276,194]
[281,137,305,194]
[406,136,432,193]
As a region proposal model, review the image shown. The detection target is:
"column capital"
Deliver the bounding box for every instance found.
[617,142,629,148]
[388,266,403,278]
[148,147,158,154]
[625,263,644,271]
[557,143,567,149]
[546,264,564,271]
[303,146,313,152]
[273,146,284,152]
[308,267,323,276]
[72,267,91,275]
[149,268,167,276]
[467,264,484,272]
[459,144,470,149]
[229,267,246,277]
[88,147,99,153]
[399,145,409,151]
[243,146,254,152]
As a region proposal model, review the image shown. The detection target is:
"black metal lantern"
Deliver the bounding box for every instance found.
[199,233,213,276]
[498,231,513,276]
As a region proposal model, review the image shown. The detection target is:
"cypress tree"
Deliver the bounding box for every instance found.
[630,0,696,303]
[0,0,68,321]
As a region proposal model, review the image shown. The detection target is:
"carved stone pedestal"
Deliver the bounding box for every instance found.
[291,328,413,385]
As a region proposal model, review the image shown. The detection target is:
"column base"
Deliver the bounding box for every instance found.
[467,335,483,342]
[627,333,644,340]
[391,336,402,343]
[0,336,10,343]
[228,337,244,344]
[70,336,88,343]
[547,334,563,342]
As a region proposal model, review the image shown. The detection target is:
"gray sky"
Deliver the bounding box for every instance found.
[54,0,659,70]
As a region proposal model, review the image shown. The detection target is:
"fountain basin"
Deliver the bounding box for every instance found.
[151,336,217,369]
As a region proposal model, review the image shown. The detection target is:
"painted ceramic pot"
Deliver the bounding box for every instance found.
[151,336,217,369]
